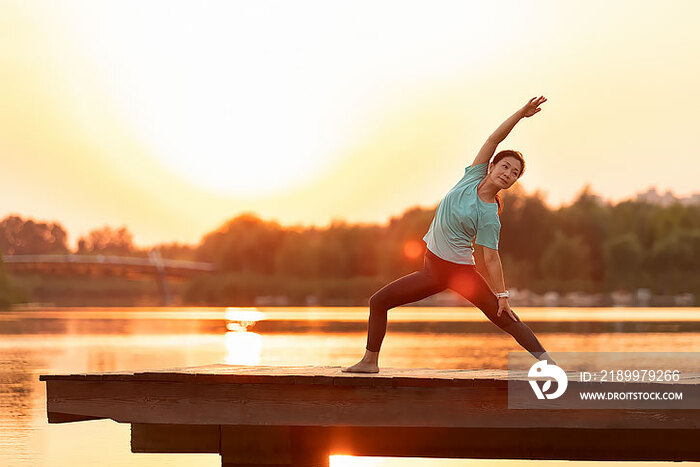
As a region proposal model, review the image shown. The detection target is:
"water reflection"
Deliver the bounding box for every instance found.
[224,331,262,365]
[224,307,266,328]
[222,307,265,365]
[2,307,700,467]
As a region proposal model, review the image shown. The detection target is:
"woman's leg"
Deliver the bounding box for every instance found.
[447,266,547,359]
[342,251,450,373]
[365,267,447,352]
[342,266,446,373]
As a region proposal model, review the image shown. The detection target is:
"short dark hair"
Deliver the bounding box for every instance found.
[490,149,526,215]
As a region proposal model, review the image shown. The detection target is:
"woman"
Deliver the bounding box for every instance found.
[343,96,555,373]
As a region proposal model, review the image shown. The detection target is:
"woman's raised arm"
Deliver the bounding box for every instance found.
[470,96,547,167]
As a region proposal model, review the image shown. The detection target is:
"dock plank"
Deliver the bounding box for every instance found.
[40,364,700,388]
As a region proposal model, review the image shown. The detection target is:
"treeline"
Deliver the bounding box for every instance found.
[496,186,699,295]
[1,256,18,308]
[185,186,700,303]
[1,184,699,306]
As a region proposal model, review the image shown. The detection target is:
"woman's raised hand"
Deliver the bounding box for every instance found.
[520,96,547,118]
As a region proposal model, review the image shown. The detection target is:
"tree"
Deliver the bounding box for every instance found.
[275,230,322,278]
[0,215,69,255]
[648,228,700,294]
[554,185,610,287]
[603,233,644,290]
[149,242,197,260]
[539,230,593,292]
[607,201,658,249]
[197,213,285,274]
[77,226,135,255]
[381,206,434,278]
[0,256,12,309]
[499,188,556,283]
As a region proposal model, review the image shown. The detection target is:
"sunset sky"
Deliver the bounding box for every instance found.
[1,0,698,247]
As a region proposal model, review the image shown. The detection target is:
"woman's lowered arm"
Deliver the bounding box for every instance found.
[482,246,518,322]
[470,96,547,167]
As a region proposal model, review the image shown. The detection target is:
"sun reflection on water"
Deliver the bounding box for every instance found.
[224,330,262,365]
[223,307,265,365]
[224,307,266,327]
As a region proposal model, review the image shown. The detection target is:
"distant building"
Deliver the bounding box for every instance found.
[635,188,700,207]
[684,193,700,206]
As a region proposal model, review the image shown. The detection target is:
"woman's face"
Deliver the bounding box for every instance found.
[489,156,522,189]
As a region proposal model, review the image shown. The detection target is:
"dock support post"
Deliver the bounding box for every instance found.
[220,426,329,467]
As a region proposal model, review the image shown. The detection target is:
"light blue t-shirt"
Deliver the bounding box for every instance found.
[422,162,500,265]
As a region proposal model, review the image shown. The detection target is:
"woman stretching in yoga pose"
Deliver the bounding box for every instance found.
[343,96,555,373]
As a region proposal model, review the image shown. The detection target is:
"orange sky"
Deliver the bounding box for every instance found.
[1,1,699,247]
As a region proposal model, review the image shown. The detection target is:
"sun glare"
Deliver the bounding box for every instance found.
[57,3,346,199]
[51,1,540,200]
[403,240,424,260]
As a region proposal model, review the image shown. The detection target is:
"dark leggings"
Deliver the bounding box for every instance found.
[366,248,547,358]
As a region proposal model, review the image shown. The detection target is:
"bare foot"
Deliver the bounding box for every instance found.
[341,361,379,373]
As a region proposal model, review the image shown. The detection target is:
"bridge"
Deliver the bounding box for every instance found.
[2,252,216,305]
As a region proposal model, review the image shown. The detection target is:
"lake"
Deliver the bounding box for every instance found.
[2,306,699,466]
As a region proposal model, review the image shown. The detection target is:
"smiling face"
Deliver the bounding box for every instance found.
[489,156,523,189]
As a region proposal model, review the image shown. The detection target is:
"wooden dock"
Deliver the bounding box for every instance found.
[40,364,700,466]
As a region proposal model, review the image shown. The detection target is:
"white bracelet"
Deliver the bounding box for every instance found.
[495,290,510,299]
